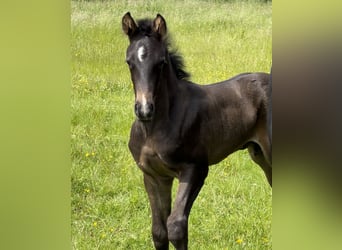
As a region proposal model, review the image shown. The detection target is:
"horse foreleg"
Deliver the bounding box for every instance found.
[143,173,173,250]
[167,164,208,250]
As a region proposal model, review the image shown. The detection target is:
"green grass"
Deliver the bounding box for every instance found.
[71,0,272,249]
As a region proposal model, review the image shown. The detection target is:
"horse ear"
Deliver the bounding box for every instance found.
[122,12,137,37]
[153,14,167,39]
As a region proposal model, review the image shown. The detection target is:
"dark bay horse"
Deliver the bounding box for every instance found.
[122,12,271,250]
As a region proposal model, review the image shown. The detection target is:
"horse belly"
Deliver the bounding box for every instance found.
[205,111,255,165]
[207,142,239,165]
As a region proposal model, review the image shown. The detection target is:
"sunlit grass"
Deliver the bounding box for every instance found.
[71,1,271,249]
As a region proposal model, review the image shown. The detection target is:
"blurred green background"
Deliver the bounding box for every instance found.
[1,0,342,249]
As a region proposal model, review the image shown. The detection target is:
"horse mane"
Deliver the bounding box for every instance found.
[168,50,190,80]
[136,18,191,81]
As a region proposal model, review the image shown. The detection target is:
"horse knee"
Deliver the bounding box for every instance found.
[167,215,187,242]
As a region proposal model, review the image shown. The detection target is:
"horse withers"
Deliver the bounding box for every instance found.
[122,12,271,250]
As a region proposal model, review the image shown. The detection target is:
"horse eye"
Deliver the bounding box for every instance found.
[126,60,134,69]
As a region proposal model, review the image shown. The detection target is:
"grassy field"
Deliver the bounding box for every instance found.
[71,0,272,249]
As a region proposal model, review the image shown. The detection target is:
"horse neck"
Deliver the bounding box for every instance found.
[142,63,180,134]
[159,62,180,115]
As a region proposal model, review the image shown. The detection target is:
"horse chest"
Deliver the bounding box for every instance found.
[138,144,178,177]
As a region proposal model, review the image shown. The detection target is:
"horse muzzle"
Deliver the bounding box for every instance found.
[134,101,154,121]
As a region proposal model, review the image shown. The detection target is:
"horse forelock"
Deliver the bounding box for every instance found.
[136,19,154,37]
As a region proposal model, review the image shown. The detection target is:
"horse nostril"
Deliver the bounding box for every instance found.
[134,101,154,121]
[134,103,139,112]
[149,103,154,113]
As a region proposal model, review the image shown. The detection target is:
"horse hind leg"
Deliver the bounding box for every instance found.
[247,142,272,186]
